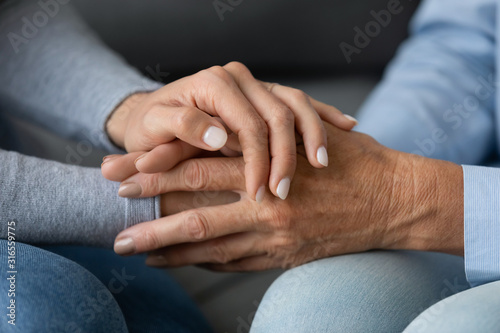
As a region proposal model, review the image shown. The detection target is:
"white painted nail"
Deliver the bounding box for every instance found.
[256,186,266,203]
[277,178,291,200]
[344,114,358,125]
[203,126,228,149]
[114,238,135,255]
[317,146,329,167]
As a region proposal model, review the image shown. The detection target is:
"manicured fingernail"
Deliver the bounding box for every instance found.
[146,255,168,267]
[317,146,328,167]
[118,183,142,198]
[344,114,358,125]
[277,178,291,200]
[256,186,266,203]
[203,126,228,149]
[114,238,135,255]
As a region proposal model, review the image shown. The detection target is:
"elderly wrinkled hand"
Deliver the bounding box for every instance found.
[108,123,464,271]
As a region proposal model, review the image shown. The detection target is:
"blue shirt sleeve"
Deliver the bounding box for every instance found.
[463,165,500,287]
[356,0,496,165]
[355,0,498,286]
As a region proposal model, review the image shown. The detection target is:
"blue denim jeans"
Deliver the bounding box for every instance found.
[0,240,212,333]
[251,250,500,333]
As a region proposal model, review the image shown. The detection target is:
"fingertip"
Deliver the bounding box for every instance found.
[344,114,358,127]
[101,162,112,179]
[101,155,121,177]
[134,153,148,171]
[255,185,266,203]
[114,236,136,256]
[316,146,329,167]
[276,177,291,200]
[118,182,142,198]
[102,154,121,166]
[203,126,228,150]
[244,159,270,202]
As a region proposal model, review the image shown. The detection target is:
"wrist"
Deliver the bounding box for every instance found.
[382,152,464,255]
[106,93,149,149]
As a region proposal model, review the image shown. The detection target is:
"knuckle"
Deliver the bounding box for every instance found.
[238,118,269,154]
[208,240,231,264]
[224,61,249,75]
[264,235,298,260]
[290,88,310,105]
[183,211,209,240]
[174,108,197,134]
[227,158,246,178]
[141,229,162,250]
[241,129,269,156]
[274,236,297,251]
[140,174,161,195]
[270,105,295,127]
[182,160,209,190]
[246,115,268,137]
[204,65,233,85]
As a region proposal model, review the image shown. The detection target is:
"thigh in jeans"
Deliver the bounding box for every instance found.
[251,250,468,333]
[0,240,128,333]
[404,280,500,333]
[43,245,213,333]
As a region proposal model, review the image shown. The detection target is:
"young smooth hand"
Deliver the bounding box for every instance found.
[105,62,357,201]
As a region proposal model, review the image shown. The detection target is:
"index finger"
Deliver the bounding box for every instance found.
[224,62,297,200]
[113,200,258,255]
[179,66,271,201]
[118,157,246,198]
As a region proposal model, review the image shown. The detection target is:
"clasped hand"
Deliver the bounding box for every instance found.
[105,61,356,201]
[102,62,464,271]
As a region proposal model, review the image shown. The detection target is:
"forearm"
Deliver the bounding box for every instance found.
[0,0,162,153]
[382,151,464,256]
[356,0,495,165]
[0,149,159,247]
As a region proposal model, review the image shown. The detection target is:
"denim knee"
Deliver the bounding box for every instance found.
[404,280,500,333]
[251,251,467,333]
[0,240,128,333]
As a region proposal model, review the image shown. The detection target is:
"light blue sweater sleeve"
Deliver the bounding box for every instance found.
[356,0,498,286]
[0,0,163,246]
[0,0,163,153]
[0,149,159,248]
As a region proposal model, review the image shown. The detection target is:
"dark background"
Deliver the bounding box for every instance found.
[74,0,420,80]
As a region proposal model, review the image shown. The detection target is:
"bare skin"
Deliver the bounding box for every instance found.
[104,123,464,272]
[106,62,356,201]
